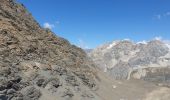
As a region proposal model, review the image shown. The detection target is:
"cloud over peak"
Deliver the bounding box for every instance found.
[154,36,162,40]
[43,22,55,29]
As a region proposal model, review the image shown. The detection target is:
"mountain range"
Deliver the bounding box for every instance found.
[88,40,170,85]
[1,0,170,100]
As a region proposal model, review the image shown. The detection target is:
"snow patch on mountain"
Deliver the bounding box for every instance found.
[137,40,148,44]
[106,41,118,49]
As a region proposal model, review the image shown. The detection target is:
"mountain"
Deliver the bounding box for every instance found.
[88,40,170,84]
[0,0,116,100]
[1,0,170,100]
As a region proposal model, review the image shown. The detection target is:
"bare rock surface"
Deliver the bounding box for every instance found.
[89,40,170,85]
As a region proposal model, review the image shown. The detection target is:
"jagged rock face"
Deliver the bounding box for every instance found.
[108,61,131,80]
[129,41,169,67]
[0,0,101,100]
[89,40,137,71]
[89,40,170,81]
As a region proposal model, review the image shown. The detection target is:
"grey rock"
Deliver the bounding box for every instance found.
[89,40,170,81]
[61,89,74,98]
[65,75,79,87]
[7,89,16,94]
[36,79,45,87]
[22,86,41,100]
[108,62,130,80]
[0,94,8,100]
[81,92,94,98]
[0,89,7,94]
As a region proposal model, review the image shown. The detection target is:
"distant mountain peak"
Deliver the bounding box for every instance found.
[88,39,170,81]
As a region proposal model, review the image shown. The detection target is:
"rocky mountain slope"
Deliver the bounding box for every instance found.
[0,0,112,100]
[1,0,170,100]
[89,40,170,84]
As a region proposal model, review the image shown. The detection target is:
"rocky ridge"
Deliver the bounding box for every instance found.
[89,40,170,85]
[0,0,103,100]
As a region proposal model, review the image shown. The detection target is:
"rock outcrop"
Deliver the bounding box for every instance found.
[89,40,170,84]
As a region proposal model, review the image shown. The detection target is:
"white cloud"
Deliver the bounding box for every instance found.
[43,22,55,29]
[154,36,162,40]
[77,39,89,49]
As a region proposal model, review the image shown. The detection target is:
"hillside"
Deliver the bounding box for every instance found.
[0,0,103,99]
[1,0,170,100]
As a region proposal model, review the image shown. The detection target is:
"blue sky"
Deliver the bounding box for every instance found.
[18,0,170,48]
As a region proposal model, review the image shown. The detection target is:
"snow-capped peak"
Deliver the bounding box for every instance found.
[137,40,148,44]
[106,42,117,49]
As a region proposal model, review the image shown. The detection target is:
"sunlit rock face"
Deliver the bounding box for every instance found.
[89,39,170,83]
